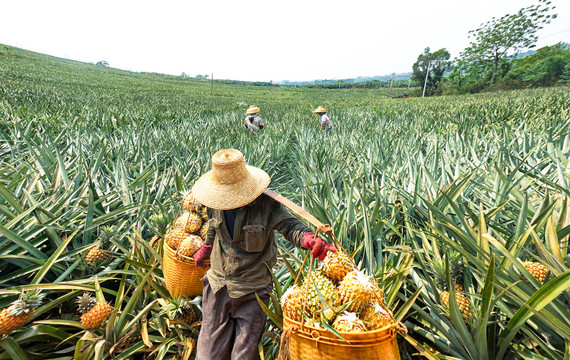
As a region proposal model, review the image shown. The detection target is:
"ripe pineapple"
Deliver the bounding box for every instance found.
[439,284,472,321]
[337,270,375,313]
[0,290,45,335]
[181,191,202,212]
[200,207,208,221]
[173,212,203,234]
[77,293,114,330]
[332,312,367,333]
[85,226,113,264]
[360,302,393,330]
[281,285,306,322]
[522,260,551,284]
[165,228,190,251]
[161,297,197,324]
[199,222,209,240]
[321,251,355,282]
[303,271,339,316]
[177,235,203,259]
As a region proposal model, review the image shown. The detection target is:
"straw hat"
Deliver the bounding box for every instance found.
[191,149,271,210]
[313,106,327,114]
[246,106,260,115]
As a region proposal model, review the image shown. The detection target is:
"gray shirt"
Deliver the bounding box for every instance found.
[244,115,264,132]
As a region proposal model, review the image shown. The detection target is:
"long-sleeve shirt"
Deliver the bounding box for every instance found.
[244,115,264,132]
[204,194,311,298]
[319,114,332,130]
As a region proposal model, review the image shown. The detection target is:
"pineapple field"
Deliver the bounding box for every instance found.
[1,46,569,359]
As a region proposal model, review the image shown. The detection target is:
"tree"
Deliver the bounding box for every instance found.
[96,60,109,67]
[411,47,452,96]
[460,0,557,84]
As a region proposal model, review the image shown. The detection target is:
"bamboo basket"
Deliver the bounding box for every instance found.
[282,315,400,360]
[163,242,210,297]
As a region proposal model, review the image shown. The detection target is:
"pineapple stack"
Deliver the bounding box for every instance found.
[165,191,210,262]
[281,251,395,333]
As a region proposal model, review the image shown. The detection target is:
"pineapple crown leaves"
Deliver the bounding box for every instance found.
[149,213,171,237]
[431,251,464,291]
[97,226,115,249]
[8,290,46,317]
[76,293,97,314]
[159,297,196,320]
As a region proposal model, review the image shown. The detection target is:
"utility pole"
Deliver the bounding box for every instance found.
[422,60,431,98]
[389,72,395,98]
[211,73,213,95]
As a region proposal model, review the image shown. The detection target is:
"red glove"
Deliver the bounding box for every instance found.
[194,244,213,267]
[301,232,337,261]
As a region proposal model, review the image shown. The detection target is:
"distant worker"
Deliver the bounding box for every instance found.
[314,106,332,134]
[244,106,265,132]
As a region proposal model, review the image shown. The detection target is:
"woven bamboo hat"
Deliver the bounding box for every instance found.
[191,149,271,210]
[313,106,327,113]
[246,106,260,115]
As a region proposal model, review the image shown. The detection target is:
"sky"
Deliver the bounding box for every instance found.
[1,0,569,82]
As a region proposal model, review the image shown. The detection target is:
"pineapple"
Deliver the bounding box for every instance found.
[199,222,209,240]
[303,271,339,316]
[439,284,472,321]
[173,212,202,234]
[321,251,355,282]
[182,191,202,212]
[85,226,114,264]
[77,293,114,330]
[432,253,472,321]
[332,312,367,333]
[177,235,203,259]
[360,302,393,330]
[337,270,375,313]
[0,290,45,335]
[522,260,551,284]
[161,297,197,324]
[281,285,306,322]
[200,207,208,221]
[165,228,190,251]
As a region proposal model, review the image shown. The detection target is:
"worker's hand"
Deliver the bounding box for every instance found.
[301,232,337,261]
[194,244,213,267]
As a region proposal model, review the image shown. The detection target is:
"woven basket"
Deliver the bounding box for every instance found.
[282,315,400,360]
[163,243,210,297]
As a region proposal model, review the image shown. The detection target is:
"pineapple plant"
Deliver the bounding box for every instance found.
[281,285,306,322]
[76,293,114,330]
[149,213,171,238]
[177,234,203,259]
[165,228,190,251]
[337,270,375,313]
[321,250,355,282]
[360,302,393,330]
[182,191,202,212]
[161,297,197,324]
[522,260,551,284]
[332,312,367,333]
[433,254,472,321]
[303,270,339,317]
[199,222,209,240]
[0,290,45,335]
[173,212,202,234]
[85,226,114,264]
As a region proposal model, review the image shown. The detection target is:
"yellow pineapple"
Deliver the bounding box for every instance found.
[332,312,367,333]
[522,260,551,284]
[200,207,208,221]
[181,191,202,212]
[77,293,114,330]
[360,302,394,330]
[85,226,113,264]
[177,235,203,259]
[321,251,355,282]
[199,222,209,240]
[281,285,306,322]
[303,271,339,316]
[439,283,472,321]
[173,212,202,234]
[337,270,374,313]
[165,228,190,251]
[0,290,45,335]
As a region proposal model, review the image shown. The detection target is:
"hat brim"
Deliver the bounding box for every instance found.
[191,165,271,210]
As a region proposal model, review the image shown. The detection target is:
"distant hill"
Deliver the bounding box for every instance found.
[277,73,412,86]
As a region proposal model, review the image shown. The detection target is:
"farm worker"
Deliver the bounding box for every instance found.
[244,105,265,132]
[314,106,332,134]
[191,149,336,360]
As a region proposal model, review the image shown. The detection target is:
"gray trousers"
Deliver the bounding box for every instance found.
[196,277,271,360]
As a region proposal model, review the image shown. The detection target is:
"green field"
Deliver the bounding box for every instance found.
[1,46,569,359]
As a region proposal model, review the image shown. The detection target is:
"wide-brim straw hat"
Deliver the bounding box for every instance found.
[191,149,271,210]
[246,106,260,115]
[313,106,327,113]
